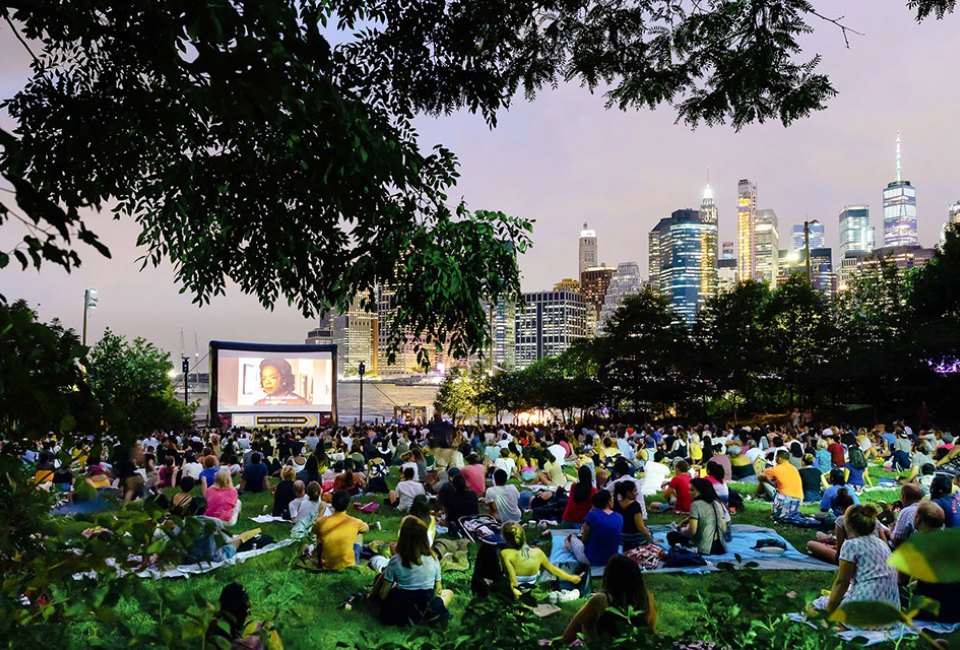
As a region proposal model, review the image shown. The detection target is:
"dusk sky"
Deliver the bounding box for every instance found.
[1,1,958,362]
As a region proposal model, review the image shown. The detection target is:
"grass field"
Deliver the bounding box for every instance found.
[49,464,955,649]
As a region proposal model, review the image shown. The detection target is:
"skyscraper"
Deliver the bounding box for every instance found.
[598,262,641,332]
[754,208,779,287]
[648,217,671,288]
[777,247,835,297]
[721,241,734,260]
[514,290,587,369]
[941,201,960,246]
[883,132,918,247]
[791,221,825,252]
[839,205,874,257]
[579,223,598,276]
[656,207,717,323]
[580,265,616,332]
[699,184,720,303]
[737,179,757,282]
[326,292,379,376]
[485,299,516,371]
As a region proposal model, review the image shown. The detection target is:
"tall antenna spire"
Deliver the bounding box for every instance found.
[896,130,902,183]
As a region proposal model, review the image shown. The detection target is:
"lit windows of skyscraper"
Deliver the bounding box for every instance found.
[941,200,960,246]
[754,208,779,287]
[579,223,598,276]
[514,290,587,369]
[648,217,671,289]
[737,179,757,282]
[699,185,719,304]
[653,205,717,323]
[721,241,734,260]
[598,262,641,333]
[791,221,824,252]
[883,132,918,247]
[839,205,874,257]
[580,265,616,333]
[776,247,835,297]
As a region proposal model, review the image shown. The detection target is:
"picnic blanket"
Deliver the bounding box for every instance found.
[787,613,960,646]
[548,524,836,576]
[249,515,291,524]
[135,538,297,579]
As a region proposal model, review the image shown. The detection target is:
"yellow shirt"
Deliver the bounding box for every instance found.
[543,461,567,487]
[314,511,365,570]
[763,462,803,500]
[501,546,578,590]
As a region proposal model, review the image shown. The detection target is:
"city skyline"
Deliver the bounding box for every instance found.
[1,1,958,359]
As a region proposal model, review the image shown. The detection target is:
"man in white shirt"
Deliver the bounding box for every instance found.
[390,467,425,511]
[616,431,635,461]
[640,451,671,497]
[493,448,518,479]
[485,469,521,522]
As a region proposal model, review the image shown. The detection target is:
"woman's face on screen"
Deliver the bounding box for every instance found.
[260,365,282,395]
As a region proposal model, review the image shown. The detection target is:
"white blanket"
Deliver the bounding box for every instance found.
[787,613,960,646]
[135,539,297,579]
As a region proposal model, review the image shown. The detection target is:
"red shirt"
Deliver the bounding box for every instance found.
[668,474,692,513]
[460,464,487,495]
[827,442,845,467]
[562,484,598,524]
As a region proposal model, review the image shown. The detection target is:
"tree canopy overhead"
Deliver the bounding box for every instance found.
[0,0,954,361]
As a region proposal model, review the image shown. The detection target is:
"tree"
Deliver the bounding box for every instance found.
[694,281,773,419]
[2,1,953,361]
[595,289,690,418]
[432,366,477,423]
[0,300,97,437]
[86,330,194,438]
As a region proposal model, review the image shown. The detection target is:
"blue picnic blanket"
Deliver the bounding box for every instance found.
[548,524,836,576]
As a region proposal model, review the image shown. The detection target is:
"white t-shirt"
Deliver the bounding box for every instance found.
[547,444,567,463]
[182,462,202,480]
[395,479,425,511]
[485,484,522,522]
[401,461,420,481]
[494,457,517,477]
[745,447,762,463]
[641,462,671,496]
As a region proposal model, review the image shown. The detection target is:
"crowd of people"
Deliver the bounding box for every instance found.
[10,413,960,646]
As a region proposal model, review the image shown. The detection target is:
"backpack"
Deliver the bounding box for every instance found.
[663,546,707,568]
[848,446,867,470]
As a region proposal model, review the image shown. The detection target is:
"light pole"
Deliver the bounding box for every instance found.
[181,357,190,406]
[358,361,366,425]
[82,288,98,346]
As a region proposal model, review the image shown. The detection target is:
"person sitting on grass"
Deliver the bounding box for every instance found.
[759,449,804,519]
[485,468,522,523]
[890,483,925,548]
[202,468,239,524]
[844,444,872,494]
[808,503,899,622]
[376,516,453,626]
[909,502,960,624]
[239,452,272,495]
[612,479,656,549]
[666,478,728,556]
[314,489,369,570]
[649,460,692,514]
[929,473,960,528]
[389,466,425,512]
[562,553,657,645]
[806,487,857,564]
[169,476,199,517]
[565,490,623,570]
[798,454,822,504]
[409,495,438,546]
[272,465,298,519]
[438,473,479,538]
[500,521,581,598]
[562,465,598,525]
[206,582,283,650]
[290,481,322,537]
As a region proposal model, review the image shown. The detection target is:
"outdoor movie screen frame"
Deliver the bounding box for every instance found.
[209,341,337,428]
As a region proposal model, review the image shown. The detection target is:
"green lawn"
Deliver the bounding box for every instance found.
[50,465,955,649]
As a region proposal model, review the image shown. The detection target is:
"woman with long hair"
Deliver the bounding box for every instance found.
[562,554,657,644]
[562,465,598,525]
[666,478,728,555]
[377,516,452,626]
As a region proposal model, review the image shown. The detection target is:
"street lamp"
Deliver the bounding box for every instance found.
[358,361,366,425]
[82,288,98,346]
[181,357,190,406]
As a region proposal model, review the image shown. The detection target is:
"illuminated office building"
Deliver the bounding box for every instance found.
[721,240,734,260]
[883,132,918,247]
[514,290,587,369]
[737,179,757,282]
[580,265,616,333]
[776,247,835,297]
[598,262,642,333]
[839,205,875,257]
[653,205,718,323]
[791,221,825,252]
[755,208,779,287]
[579,223,598,276]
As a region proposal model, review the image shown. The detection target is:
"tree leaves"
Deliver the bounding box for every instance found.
[888,529,960,584]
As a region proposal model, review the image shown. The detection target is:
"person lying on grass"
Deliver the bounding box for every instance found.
[500,521,581,598]
[562,553,656,645]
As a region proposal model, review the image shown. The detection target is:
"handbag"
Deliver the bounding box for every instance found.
[664,545,706,568]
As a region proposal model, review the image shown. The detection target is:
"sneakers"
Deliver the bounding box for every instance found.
[547,589,580,604]
[338,591,366,610]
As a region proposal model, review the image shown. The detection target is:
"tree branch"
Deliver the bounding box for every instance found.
[2,14,39,63]
[808,9,865,48]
